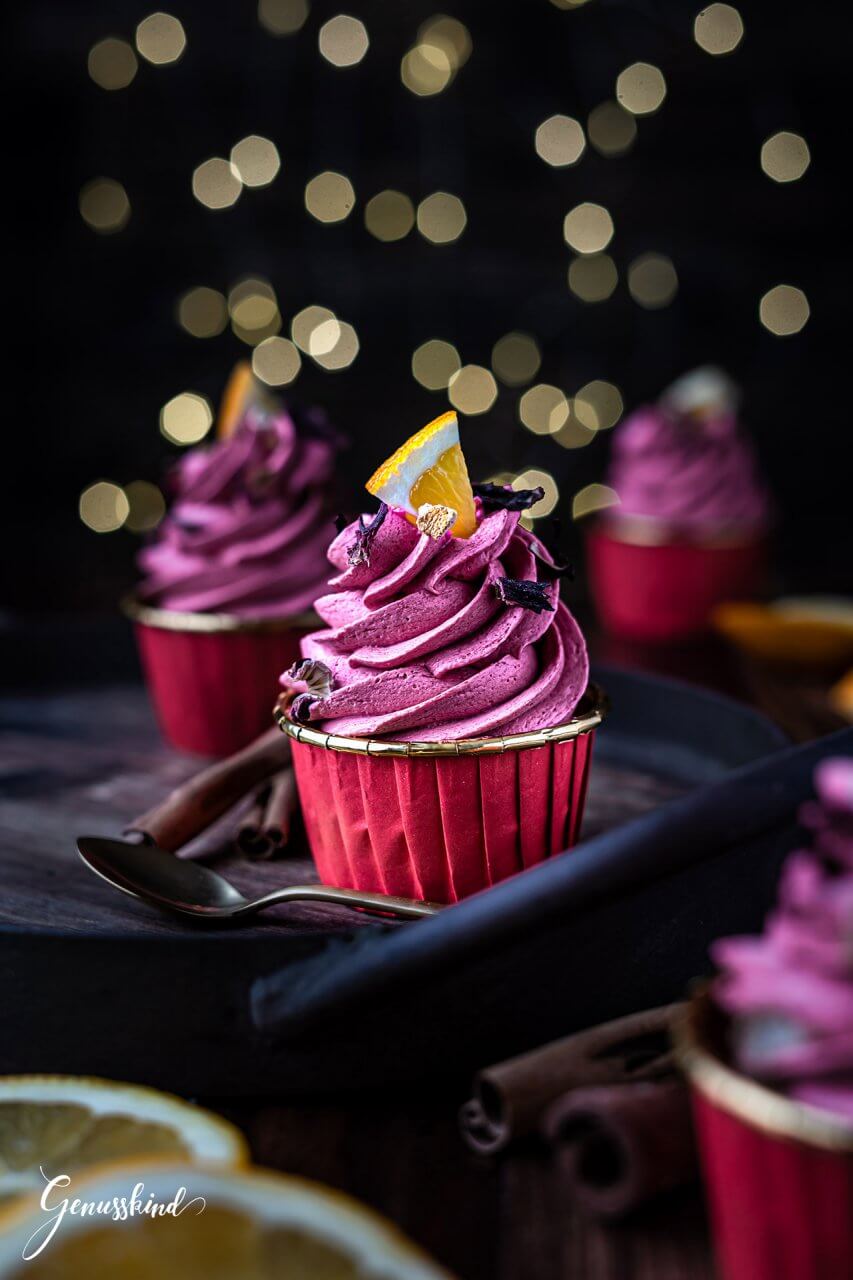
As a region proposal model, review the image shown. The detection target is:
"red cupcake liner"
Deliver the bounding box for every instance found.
[586,524,767,642]
[127,599,312,756]
[678,993,853,1280]
[277,689,605,904]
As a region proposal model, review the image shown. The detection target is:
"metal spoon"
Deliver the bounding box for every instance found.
[77,836,440,921]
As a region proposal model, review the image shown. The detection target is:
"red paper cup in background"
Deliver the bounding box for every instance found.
[275,685,606,904]
[586,522,767,643]
[125,598,314,757]
[677,992,853,1280]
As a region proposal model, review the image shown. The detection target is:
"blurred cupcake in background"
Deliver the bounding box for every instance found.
[127,363,344,756]
[585,367,772,642]
[678,757,853,1280]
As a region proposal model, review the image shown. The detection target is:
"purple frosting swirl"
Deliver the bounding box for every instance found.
[137,407,340,617]
[713,758,853,1119]
[606,369,771,538]
[281,505,589,740]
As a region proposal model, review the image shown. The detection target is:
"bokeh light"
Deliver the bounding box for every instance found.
[192,158,242,210]
[616,63,666,116]
[512,469,559,519]
[135,13,186,65]
[419,15,471,65]
[519,384,570,435]
[252,336,302,386]
[160,392,213,445]
[627,253,678,308]
[563,203,614,255]
[417,192,467,244]
[79,179,130,234]
[553,412,597,450]
[572,483,620,520]
[760,132,810,183]
[534,115,586,167]
[574,380,623,430]
[318,15,369,67]
[258,0,309,36]
[291,305,338,354]
[759,285,810,336]
[412,339,461,390]
[313,322,360,370]
[88,38,138,90]
[448,366,498,415]
[491,333,542,387]
[228,277,281,344]
[305,171,356,223]
[568,253,618,302]
[123,480,166,532]
[694,5,744,56]
[79,482,130,534]
[364,190,414,241]
[230,136,280,188]
[587,101,637,157]
[401,43,453,96]
[177,286,228,338]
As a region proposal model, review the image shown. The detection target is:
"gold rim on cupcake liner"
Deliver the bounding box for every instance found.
[675,989,853,1153]
[122,594,318,636]
[274,683,607,758]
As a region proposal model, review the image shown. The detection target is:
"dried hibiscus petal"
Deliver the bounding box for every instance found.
[473,482,545,512]
[495,577,555,614]
[347,502,389,567]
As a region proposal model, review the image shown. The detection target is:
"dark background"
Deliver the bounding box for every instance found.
[7,0,851,636]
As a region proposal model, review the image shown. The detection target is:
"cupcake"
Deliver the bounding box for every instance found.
[128,366,342,756]
[678,758,853,1280]
[276,410,605,904]
[586,367,772,642]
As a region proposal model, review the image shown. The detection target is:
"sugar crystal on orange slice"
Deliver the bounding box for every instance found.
[365,410,477,537]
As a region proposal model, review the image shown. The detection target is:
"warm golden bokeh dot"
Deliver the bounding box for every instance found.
[364,190,415,242]
[574,380,623,431]
[135,12,186,65]
[124,480,167,532]
[587,101,637,157]
[760,132,810,183]
[229,280,281,345]
[448,366,498,415]
[79,482,130,533]
[418,15,471,70]
[519,384,570,435]
[305,171,356,223]
[252,336,302,386]
[417,192,467,244]
[291,305,338,354]
[572,483,620,521]
[759,285,810,336]
[401,43,454,96]
[88,37,138,90]
[412,339,461,390]
[513,469,559,520]
[177,286,228,338]
[553,412,597,450]
[563,203,614,255]
[192,158,242,210]
[491,333,542,387]
[616,62,666,116]
[230,136,281,188]
[79,178,131,234]
[313,322,360,370]
[568,253,618,302]
[628,253,678,308]
[258,0,309,36]
[318,15,369,67]
[534,115,586,167]
[160,392,213,445]
[694,4,744,56]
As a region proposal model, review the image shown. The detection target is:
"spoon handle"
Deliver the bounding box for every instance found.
[244,884,442,920]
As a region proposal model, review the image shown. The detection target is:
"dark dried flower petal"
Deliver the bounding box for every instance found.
[290,694,316,723]
[334,512,350,534]
[285,659,334,700]
[495,577,555,614]
[531,518,575,580]
[347,502,389,567]
[473,482,545,512]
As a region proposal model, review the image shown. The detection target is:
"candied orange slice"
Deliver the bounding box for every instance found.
[365,411,477,538]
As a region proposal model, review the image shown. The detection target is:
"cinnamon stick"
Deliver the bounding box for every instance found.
[236,787,273,859]
[126,726,291,852]
[263,769,297,851]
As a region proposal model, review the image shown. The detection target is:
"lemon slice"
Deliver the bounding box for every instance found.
[0,1163,453,1278]
[0,1077,246,1207]
[366,411,477,538]
[217,361,278,438]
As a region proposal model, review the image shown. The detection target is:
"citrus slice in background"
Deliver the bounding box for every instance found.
[0,1076,246,1207]
[0,1164,453,1279]
[217,360,277,438]
[366,410,477,538]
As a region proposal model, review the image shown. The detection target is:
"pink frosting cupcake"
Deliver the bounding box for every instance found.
[129,396,342,756]
[678,758,853,1280]
[276,472,604,904]
[586,368,772,642]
